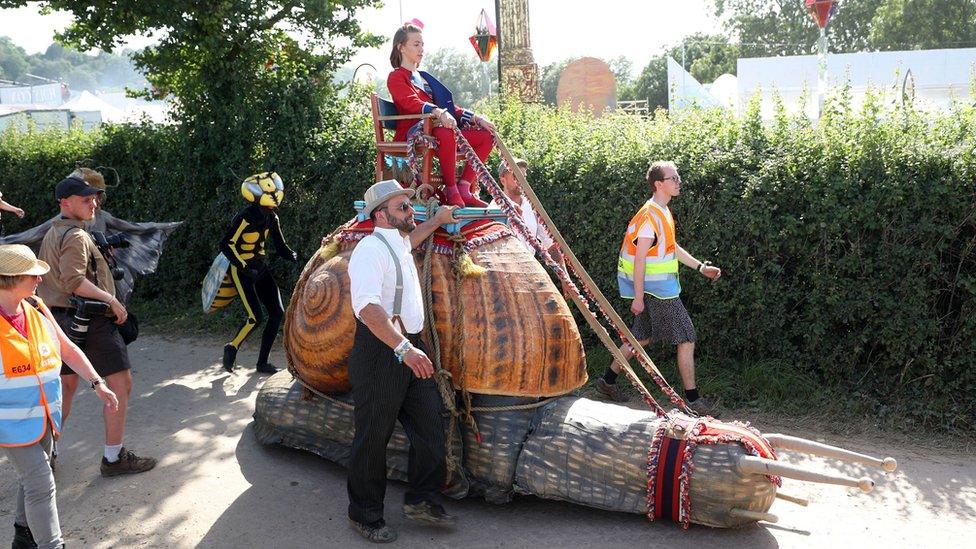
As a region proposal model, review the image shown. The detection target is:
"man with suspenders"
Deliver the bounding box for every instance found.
[346,180,458,543]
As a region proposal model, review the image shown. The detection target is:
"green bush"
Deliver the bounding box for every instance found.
[487,94,974,431]
[0,92,374,316]
[1,90,972,431]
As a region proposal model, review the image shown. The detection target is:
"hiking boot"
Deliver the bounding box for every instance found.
[100,447,157,477]
[402,501,457,527]
[12,523,37,549]
[255,362,279,375]
[349,518,397,543]
[688,395,723,418]
[596,378,628,403]
[222,344,237,372]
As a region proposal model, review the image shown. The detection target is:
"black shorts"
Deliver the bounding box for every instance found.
[631,294,697,346]
[53,309,132,378]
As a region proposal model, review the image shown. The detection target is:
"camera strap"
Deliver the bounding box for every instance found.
[59,227,101,288]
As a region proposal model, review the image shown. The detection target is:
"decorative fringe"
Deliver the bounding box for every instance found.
[677,437,698,529]
[318,240,340,261]
[691,421,782,487]
[645,423,668,521]
[456,251,487,278]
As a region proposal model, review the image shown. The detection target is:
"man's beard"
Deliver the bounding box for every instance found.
[392,216,416,233]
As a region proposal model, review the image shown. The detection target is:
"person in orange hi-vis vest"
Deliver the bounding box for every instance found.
[596,161,723,416]
[0,244,118,549]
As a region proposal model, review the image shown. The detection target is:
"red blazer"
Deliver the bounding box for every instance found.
[387,67,469,141]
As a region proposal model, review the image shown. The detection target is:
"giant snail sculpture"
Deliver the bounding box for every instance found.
[253,128,897,529]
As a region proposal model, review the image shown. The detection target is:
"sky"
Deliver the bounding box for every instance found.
[0,1,723,77]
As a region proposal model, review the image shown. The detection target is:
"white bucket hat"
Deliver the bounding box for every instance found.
[0,245,50,277]
[362,179,415,217]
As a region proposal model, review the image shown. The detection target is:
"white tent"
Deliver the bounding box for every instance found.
[668,47,976,118]
[667,57,720,110]
[738,47,976,118]
[62,90,126,123]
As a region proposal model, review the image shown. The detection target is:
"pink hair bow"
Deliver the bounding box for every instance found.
[404,18,424,29]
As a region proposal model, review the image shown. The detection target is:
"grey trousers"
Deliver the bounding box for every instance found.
[3,428,63,549]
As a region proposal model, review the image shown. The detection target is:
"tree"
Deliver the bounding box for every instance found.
[0,36,29,81]
[621,33,738,110]
[0,0,382,178]
[712,0,976,55]
[539,56,635,107]
[539,58,574,106]
[713,0,885,56]
[419,47,498,107]
[607,55,634,88]
[869,0,976,50]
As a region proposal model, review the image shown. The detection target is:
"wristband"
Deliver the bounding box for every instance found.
[90,377,103,389]
[698,260,713,273]
[393,339,411,363]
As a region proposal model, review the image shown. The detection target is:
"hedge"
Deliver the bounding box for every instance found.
[0,90,972,431]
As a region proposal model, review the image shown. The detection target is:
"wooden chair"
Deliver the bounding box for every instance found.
[370,93,440,189]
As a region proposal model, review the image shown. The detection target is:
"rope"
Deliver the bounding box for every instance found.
[290,372,355,410]
[447,231,480,439]
[407,125,438,191]
[403,120,689,416]
[469,397,558,413]
[417,196,481,483]
[449,127,691,415]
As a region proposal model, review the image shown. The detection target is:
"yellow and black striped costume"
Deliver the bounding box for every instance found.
[218,200,296,373]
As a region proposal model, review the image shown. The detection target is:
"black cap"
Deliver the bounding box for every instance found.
[55,176,100,200]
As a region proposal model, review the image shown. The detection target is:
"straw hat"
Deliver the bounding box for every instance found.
[362,179,415,217]
[0,245,50,277]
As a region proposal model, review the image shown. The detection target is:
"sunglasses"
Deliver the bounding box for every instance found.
[662,175,682,183]
[385,201,413,213]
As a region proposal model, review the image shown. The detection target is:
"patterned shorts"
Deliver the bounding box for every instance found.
[631,295,697,346]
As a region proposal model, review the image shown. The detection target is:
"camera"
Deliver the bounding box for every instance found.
[90,231,129,280]
[66,296,110,346]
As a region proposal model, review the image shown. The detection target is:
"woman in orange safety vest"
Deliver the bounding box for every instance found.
[0,244,118,549]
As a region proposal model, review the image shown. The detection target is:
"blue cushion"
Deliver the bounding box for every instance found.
[377,97,399,131]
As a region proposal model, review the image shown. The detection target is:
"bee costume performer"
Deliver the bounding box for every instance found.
[205,172,297,373]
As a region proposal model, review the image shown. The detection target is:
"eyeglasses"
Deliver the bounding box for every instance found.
[385,202,413,214]
[661,175,681,183]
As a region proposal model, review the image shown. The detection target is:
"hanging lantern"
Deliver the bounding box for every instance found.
[468,8,497,62]
[804,0,838,29]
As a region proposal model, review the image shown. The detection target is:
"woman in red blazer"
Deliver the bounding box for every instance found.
[387,22,495,208]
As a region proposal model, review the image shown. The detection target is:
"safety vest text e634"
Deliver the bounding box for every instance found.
[0,299,63,447]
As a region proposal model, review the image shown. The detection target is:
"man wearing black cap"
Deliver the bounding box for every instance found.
[37,175,156,477]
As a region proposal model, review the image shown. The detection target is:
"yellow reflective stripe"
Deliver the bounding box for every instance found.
[618,257,678,276]
[227,219,251,266]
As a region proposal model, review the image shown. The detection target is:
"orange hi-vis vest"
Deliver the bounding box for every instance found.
[617,198,681,299]
[0,297,63,447]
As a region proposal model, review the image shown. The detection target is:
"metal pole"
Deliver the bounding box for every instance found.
[495,0,502,100]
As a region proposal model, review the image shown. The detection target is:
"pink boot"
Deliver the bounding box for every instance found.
[458,184,488,208]
[441,184,465,207]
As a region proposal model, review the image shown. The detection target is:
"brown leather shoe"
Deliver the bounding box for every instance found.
[100,447,157,477]
[596,378,628,402]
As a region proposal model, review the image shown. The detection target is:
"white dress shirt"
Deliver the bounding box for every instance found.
[488,194,555,254]
[348,227,425,334]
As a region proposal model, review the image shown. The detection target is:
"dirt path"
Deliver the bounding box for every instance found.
[1,334,972,548]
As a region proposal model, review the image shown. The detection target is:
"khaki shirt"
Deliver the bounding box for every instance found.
[37,217,116,309]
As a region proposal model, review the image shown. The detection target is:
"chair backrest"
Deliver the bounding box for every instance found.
[376,96,400,131]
